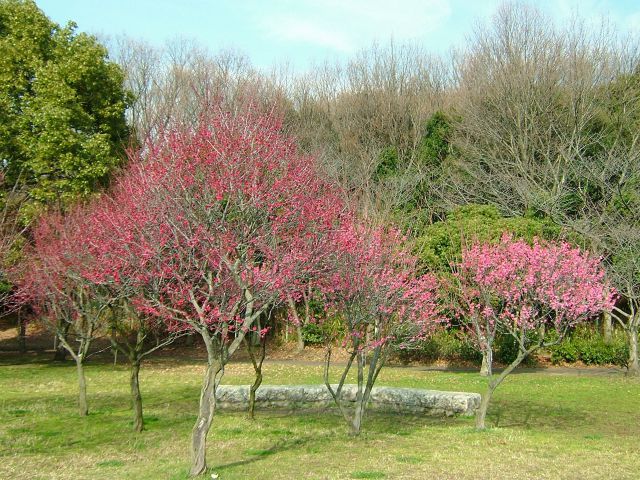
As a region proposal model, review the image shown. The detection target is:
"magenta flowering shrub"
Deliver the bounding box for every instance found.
[456,233,614,341]
[452,233,614,428]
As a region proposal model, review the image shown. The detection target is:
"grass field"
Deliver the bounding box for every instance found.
[1,354,638,479]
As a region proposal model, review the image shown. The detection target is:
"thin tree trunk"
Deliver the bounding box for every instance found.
[351,352,366,435]
[476,351,527,429]
[324,347,358,429]
[480,349,492,377]
[76,358,88,417]
[296,323,304,353]
[246,337,266,419]
[190,341,223,477]
[351,344,384,436]
[17,314,26,354]
[475,381,495,430]
[627,326,639,376]
[130,360,144,432]
[603,311,613,345]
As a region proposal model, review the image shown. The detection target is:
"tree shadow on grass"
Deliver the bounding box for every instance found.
[489,399,589,431]
[210,410,459,475]
[211,434,313,472]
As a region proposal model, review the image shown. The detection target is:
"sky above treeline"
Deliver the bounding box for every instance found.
[38,0,640,71]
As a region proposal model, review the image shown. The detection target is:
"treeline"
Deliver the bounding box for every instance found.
[105,3,640,368]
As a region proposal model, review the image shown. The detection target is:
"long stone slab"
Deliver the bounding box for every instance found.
[215,384,480,416]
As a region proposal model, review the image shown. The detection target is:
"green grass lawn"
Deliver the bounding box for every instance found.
[1,355,638,479]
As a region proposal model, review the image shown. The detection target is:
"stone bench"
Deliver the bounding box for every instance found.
[215,384,480,416]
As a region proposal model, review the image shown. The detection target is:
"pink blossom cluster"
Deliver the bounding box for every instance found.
[15,104,351,342]
[455,233,615,336]
[323,224,442,351]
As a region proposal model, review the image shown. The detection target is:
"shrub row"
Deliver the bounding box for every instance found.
[549,326,628,367]
[302,323,628,368]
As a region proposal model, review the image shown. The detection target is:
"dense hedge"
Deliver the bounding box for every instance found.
[550,326,628,367]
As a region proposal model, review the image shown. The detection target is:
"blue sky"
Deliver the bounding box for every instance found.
[38,0,640,71]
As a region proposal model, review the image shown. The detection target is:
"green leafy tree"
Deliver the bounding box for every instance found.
[0,0,130,220]
[414,204,562,272]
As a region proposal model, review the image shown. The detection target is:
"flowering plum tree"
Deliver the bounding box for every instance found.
[451,234,615,429]
[100,104,346,475]
[15,208,110,416]
[77,189,191,432]
[322,224,441,435]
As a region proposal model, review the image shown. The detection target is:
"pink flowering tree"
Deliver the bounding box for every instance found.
[322,224,442,435]
[14,208,112,417]
[99,104,346,475]
[451,234,615,429]
[79,193,188,433]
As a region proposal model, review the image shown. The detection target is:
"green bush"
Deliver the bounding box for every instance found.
[395,328,548,366]
[301,322,325,345]
[550,341,580,363]
[494,334,520,364]
[396,329,481,364]
[550,326,628,367]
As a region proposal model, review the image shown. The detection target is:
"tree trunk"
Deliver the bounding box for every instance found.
[352,397,364,435]
[248,367,262,420]
[53,320,72,361]
[76,359,88,417]
[476,350,528,430]
[480,349,492,377]
[246,337,266,420]
[130,360,144,432]
[296,322,304,353]
[475,380,496,430]
[350,352,366,436]
[603,311,613,345]
[17,315,26,354]
[190,354,222,477]
[627,326,639,376]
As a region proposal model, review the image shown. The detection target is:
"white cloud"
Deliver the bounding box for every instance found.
[262,14,355,52]
[257,0,452,52]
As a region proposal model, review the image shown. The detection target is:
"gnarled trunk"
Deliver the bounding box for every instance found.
[190,338,223,477]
